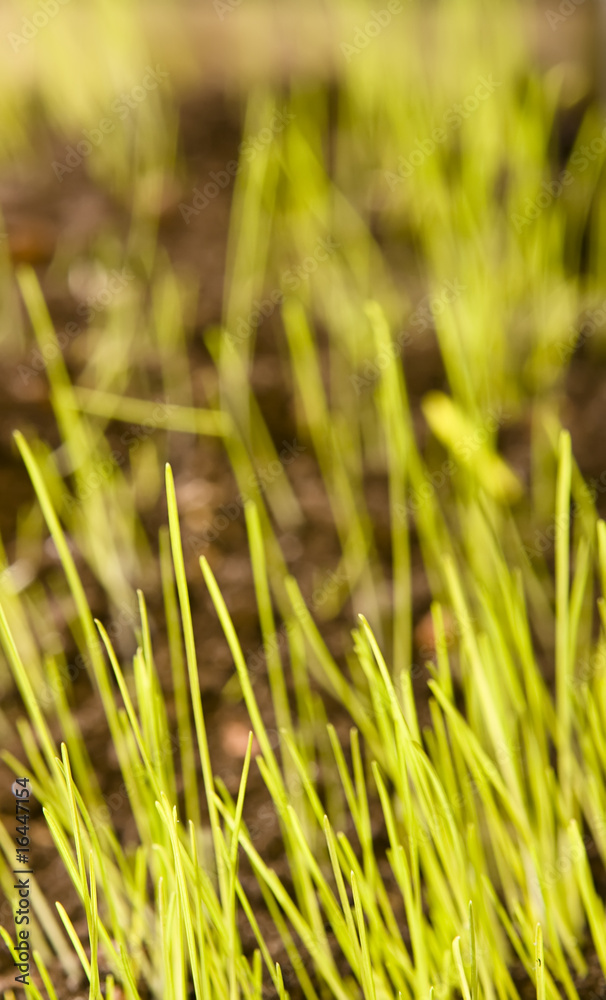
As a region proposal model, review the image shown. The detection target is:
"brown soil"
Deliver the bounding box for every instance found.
[1,87,606,1000]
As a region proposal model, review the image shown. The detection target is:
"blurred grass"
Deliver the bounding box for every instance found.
[1,1,606,999]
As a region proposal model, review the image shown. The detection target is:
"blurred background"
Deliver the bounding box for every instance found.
[1,1,606,996]
[1,0,605,652]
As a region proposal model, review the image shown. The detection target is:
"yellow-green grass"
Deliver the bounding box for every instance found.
[1,1,606,999]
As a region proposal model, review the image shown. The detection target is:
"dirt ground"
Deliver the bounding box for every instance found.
[1,78,606,998]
